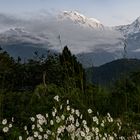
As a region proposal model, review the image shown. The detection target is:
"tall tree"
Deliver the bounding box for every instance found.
[59,46,86,92]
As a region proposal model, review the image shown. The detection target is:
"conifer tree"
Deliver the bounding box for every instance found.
[59,46,86,92]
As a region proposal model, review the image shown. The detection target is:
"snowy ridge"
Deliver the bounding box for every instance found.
[115,17,140,36]
[58,11,104,30]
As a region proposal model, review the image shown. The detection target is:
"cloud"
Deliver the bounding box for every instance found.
[0,11,56,32]
[0,13,28,32]
[0,13,23,25]
[0,11,123,54]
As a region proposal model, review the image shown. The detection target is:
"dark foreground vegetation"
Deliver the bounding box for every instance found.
[0,46,140,139]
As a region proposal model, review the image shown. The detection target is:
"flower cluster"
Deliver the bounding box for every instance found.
[0,95,140,140]
[1,118,13,133]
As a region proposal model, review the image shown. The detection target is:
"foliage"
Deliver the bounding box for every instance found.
[59,46,86,92]
[0,47,140,139]
[0,95,140,140]
[86,58,140,86]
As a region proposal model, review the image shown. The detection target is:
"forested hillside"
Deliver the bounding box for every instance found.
[86,59,140,86]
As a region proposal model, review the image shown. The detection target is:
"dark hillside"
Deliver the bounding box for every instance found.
[86,58,140,86]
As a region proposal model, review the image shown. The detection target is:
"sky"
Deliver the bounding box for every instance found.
[0,0,140,26]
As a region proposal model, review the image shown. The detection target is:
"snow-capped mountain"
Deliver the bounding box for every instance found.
[114,16,140,62]
[115,17,140,36]
[58,11,104,30]
[2,11,140,67]
[115,17,140,45]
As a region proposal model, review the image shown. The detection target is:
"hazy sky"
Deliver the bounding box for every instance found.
[0,0,140,26]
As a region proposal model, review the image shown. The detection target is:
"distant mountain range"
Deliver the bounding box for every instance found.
[86,58,140,86]
[1,11,140,66]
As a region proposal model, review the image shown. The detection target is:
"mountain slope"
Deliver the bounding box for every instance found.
[115,17,140,62]
[86,59,140,86]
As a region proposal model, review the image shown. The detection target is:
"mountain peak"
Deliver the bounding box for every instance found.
[63,10,87,19]
[63,10,84,16]
[62,10,101,23]
[116,16,140,36]
[58,10,103,30]
[135,16,140,23]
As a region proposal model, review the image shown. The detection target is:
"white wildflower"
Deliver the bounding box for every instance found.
[66,124,75,133]
[96,135,99,140]
[38,135,42,140]
[69,115,75,123]
[53,107,57,113]
[26,136,34,140]
[67,105,70,111]
[34,131,39,137]
[38,119,46,125]
[46,129,51,135]
[44,134,48,139]
[67,100,69,104]
[95,127,99,134]
[85,135,91,140]
[36,114,43,119]
[24,126,27,131]
[75,109,80,117]
[80,114,83,119]
[109,136,114,140]
[9,123,12,128]
[93,116,99,124]
[57,126,65,134]
[137,134,140,140]
[37,124,41,128]
[102,137,106,140]
[71,108,75,114]
[60,104,63,110]
[82,120,87,125]
[52,111,56,117]
[32,124,35,130]
[56,116,61,123]
[46,113,48,118]
[50,120,54,125]
[12,117,14,122]
[19,136,22,140]
[3,127,9,133]
[88,109,93,114]
[107,113,111,117]
[2,119,7,125]
[85,126,90,134]
[80,131,86,137]
[104,133,107,138]
[30,117,35,122]
[39,127,43,132]
[76,119,80,127]
[61,114,65,120]
[54,95,59,102]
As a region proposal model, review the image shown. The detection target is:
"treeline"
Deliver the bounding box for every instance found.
[0,46,140,132]
[0,46,85,92]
